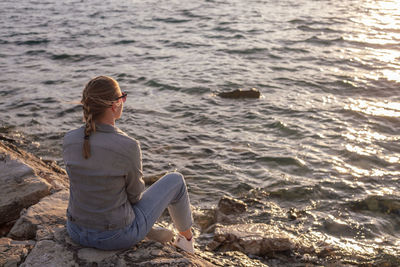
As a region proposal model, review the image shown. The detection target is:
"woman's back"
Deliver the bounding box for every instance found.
[63,123,144,231]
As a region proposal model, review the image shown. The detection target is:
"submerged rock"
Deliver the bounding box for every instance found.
[217,88,261,99]
[211,223,296,256]
[350,195,400,215]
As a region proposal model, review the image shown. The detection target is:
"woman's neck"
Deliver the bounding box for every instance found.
[96,113,115,126]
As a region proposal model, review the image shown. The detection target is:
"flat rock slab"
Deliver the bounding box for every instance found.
[0,153,51,225]
[8,190,69,240]
[0,142,68,194]
[213,223,296,256]
[77,247,118,263]
[18,228,216,266]
[20,239,76,267]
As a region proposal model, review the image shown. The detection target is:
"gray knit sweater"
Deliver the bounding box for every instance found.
[63,123,145,230]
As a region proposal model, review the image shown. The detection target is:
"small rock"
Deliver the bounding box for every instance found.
[204,223,221,234]
[287,208,299,220]
[217,88,261,99]
[140,257,192,266]
[150,249,163,257]
[35,227,54,241]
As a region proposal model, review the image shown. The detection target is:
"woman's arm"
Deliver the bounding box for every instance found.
[125,140,145,204]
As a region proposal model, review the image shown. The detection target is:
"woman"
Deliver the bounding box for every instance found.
[63,76,194,253]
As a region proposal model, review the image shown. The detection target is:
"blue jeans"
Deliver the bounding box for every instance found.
[66,172,193,250]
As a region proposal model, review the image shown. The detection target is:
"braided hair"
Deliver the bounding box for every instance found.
[81,76,120,159]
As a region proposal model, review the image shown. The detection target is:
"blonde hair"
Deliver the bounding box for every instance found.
[81,76,120,159]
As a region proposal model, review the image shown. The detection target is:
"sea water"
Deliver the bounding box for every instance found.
[1,0,399,262]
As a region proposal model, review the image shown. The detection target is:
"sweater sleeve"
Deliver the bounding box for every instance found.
[126,140,145,204]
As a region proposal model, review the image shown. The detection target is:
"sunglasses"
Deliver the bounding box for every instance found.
[115,92,127,103]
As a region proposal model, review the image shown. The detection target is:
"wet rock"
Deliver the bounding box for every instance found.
[0,135,17,144]
[218,196,247,215]
[212,223,296,256]
[0,237,35,267]
[287,209,297,220]
[203,223,221,234]
[0,152,51,225]
[287,207,302,220]
[8,190,68,240]
[316,245,337,258]
[193,207,216,231]
[214,196,248,225]
[350,195,400,214]
[322,216,356,236]
[374,253,400,267]
[217,88,261,99]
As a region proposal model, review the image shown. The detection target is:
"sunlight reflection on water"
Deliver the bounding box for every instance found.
[345,98,400,118]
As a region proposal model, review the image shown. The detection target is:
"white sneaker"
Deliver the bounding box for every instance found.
[173,234,195,254]
[146,226,174,243]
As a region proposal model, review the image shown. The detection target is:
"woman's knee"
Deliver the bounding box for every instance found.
[163,172,185,187]
[165,172,184,182]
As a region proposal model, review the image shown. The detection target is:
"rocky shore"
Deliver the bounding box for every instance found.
[0,140,263,266]
[1,139,399,266]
